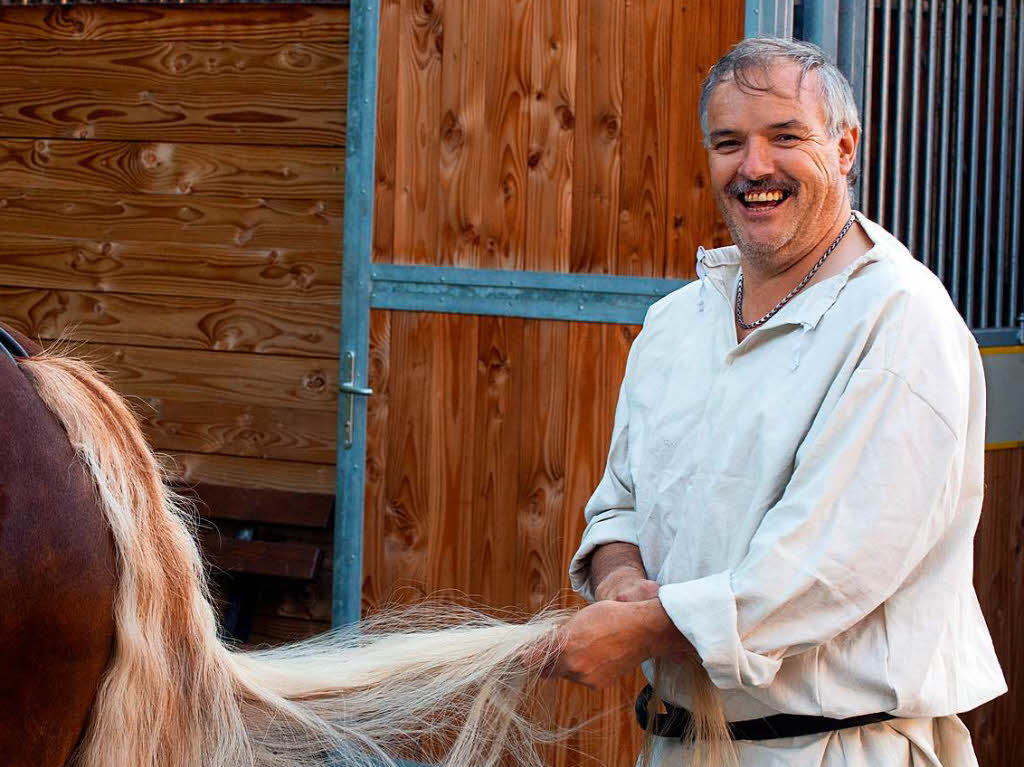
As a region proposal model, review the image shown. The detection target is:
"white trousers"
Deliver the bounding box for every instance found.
[637,715,979,767]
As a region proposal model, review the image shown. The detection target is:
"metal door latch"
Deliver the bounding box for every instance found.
[340,351,373,449]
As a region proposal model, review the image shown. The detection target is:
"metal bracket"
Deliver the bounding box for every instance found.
[339,351,373,450]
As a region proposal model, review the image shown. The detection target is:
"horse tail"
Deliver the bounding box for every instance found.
[22,351,566,767]
[637,658,736,767]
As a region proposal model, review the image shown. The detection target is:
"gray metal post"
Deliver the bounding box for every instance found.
[334,0,380,629]
[745,0,795,37]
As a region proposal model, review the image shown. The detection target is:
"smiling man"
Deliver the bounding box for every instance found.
[553,38,1006,766]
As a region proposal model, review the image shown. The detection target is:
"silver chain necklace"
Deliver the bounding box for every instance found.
[735,213,857,330]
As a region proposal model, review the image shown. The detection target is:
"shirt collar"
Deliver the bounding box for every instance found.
[696,210,886,331]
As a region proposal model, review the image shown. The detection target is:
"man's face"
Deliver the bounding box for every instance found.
[705,62,857,271]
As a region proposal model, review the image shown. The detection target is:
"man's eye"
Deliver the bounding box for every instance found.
[776,134,800,142]
[714,140,740,150]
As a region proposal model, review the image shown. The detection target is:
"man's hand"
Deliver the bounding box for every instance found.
[597,571,660,603]
[545,599,692,690]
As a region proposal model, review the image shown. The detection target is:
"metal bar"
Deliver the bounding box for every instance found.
[1011,1,1024,327]
[861,0,875,214]
[919,0,938,268]
[905,0,923,256]
[995,0,1013,326]
[837,0,868,207]
[370,263,688,325]
[979,0,999,327]
[744,0,795,37]
[334,0,380,630]
[891,0,908,237]
[951,0,970,308]
[935,0,954,284]
[876,0,892,228]
[803,0,841,56]
[965,0,985,326]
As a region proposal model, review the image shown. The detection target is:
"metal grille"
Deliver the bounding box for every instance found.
[859,0,1023,340]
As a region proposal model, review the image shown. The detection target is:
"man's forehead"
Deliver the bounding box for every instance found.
[707,63,827,128]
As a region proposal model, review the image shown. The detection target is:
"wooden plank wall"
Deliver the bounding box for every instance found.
[369,1,742,763]
[964,444,1024,766]
[0,4,349,641]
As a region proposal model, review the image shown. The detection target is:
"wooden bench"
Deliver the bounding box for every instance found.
[178,482,334,642]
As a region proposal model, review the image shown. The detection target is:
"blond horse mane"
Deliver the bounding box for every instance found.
[21,350,732,767]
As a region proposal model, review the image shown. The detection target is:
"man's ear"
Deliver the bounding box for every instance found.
[838,125,859,176]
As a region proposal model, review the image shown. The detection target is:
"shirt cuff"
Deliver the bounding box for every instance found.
[658,571,781,690]
[567,510,640,602]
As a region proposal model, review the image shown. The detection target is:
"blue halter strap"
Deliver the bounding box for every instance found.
[0,326,28,364]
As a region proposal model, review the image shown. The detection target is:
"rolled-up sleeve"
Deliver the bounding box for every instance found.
[568,350,642,602]
[659,367,962,690]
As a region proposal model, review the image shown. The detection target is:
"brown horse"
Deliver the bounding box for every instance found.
[0,328,117,765]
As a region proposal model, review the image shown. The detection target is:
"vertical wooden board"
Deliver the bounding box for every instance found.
[393,0,443,265]
[664,0,741,278]
[478,0,533,271]
[436,0,487,268]
[372,0,401,265]
[425,313,479,591]
[553,322,608,765]
[548,321,644,767]
[471,315,524,608]
[964,447,1024,765]
[516,319,569,613]
[362,309,392,613]
[569,0,624,275]
[378,310,437,601]
[524,0,578,273]
[617,0,672,278]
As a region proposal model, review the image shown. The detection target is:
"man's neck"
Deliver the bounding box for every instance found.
[735,204,872,340]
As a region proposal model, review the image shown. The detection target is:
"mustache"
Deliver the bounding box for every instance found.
[724,177,799,196]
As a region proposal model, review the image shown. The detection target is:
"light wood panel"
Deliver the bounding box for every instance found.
[0,86,345,145]
[0,5,349,42]
[0,238,340,304]
[0,192,340,251]
[78,342,337,412]
[1,40,346,94]
[160,451,336,495]
[0,140,343,199]
[0,287,338,356]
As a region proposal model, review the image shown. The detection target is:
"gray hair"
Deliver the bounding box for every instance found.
[698,37,861,145]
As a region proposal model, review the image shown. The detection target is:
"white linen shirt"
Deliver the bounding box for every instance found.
[569,214,1005,736]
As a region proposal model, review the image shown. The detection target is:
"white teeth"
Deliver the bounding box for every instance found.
[744,190,784,203]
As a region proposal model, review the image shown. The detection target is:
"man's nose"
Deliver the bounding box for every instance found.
[737,139,774,181]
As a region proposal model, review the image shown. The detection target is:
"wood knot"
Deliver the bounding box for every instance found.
[555,105,575,130]
[601,113,620,139]
[527,150,542,168]
[303,369,327,393]
[440,110,464,151]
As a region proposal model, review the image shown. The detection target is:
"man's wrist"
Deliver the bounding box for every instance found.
[628,597,692,658]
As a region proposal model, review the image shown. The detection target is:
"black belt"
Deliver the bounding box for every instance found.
[635,684,896,741]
